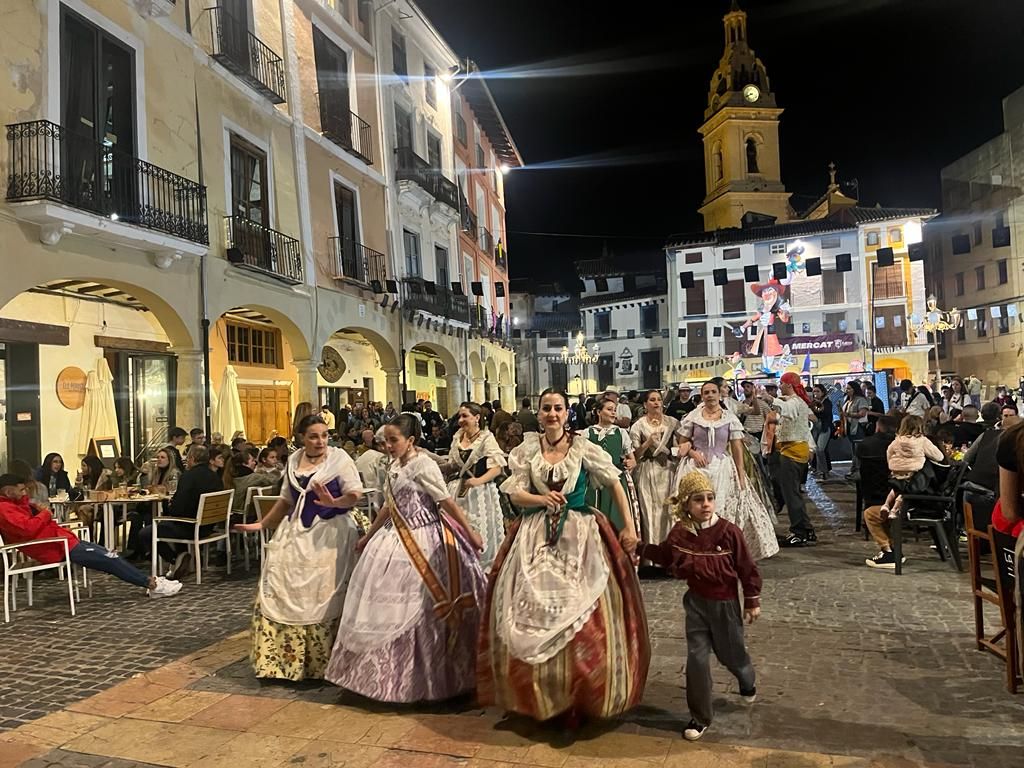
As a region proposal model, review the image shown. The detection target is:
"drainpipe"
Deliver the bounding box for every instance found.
[193,82,212,438]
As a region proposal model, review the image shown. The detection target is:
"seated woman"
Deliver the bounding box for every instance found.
[105,457,140,491]
[126,448,181,559]
[10,459,50,510]
[35,453,73,498]
[223,451,277,519]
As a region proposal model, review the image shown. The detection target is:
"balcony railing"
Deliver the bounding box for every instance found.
[394,147,459,210]
[6,120,208,244]
[225,216,302,284]
[319,96,374,165]
[478,226,493,254]
[329,237,386,285]
[209,6,286,104]
[402,277,469,322]
[459,191,477,234]
[872,265,905,300]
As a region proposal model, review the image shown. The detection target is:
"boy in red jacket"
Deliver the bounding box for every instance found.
[639,471,761,742]
[0,474,181,598]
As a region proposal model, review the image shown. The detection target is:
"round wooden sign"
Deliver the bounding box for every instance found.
[56,366,88,410]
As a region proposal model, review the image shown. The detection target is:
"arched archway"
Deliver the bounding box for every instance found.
[318,326,400,420]
[0,278,196,466]
[485,357,499,403]
[407,341,461,417]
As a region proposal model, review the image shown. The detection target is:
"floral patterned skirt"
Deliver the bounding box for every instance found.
[250,601,341,681]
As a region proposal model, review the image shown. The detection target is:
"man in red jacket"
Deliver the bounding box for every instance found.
[0,474,181,598]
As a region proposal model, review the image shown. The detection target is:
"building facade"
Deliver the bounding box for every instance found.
[0,0,518,468]
[926,84,1024,391]
[509,282,580,401]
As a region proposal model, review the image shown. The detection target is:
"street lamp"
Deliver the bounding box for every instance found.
[908,294,961,388]
[561,331,599,394]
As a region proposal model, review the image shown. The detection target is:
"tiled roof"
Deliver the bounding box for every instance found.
[575,252,666,277]
[528,311,583,332]
[665,206,937,249]
[461,63,523,168]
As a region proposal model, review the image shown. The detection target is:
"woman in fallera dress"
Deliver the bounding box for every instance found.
[675,381,779,561]
[326,414,486,703]
[440,402,507,569]
[479,389,649,725]
[629,389,681,547]
[582,395,641,534]
[235,415,364,681]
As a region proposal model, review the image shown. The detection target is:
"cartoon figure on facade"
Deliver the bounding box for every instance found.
[735,278,793,375]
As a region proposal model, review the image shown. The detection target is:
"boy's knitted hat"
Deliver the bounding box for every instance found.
[676,470,714,500]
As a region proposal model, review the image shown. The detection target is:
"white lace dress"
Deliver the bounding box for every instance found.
[442,430,507,569]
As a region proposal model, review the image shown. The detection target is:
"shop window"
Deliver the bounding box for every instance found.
[226,321,281,369]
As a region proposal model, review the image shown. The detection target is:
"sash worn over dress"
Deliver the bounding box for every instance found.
[442,429,507,569]
[327,453,486,702]
[478,434,650,721]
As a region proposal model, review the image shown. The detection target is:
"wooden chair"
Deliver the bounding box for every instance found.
[988,527,1022,693]
[0,532,76,623]
[151,489,234,584]
[963,493,1002,660]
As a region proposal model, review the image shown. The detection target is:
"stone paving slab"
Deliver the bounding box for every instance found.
[2,477,1023,767]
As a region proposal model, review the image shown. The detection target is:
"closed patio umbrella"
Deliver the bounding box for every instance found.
[213,365,245,440]
[79,358,120,455]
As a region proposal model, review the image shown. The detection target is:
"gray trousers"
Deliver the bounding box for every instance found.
[685,590,755,727]
[770,452,813,535]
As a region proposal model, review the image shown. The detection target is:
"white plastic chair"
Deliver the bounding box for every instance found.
[252,496,283,551]
[236,485,275,569]
[0,532,76,623]
[151,489,234,584]
[61,521,93,598]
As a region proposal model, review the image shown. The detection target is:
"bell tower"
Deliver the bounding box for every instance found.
[699,1,790,230]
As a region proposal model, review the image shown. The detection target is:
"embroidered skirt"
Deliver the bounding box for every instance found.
[250,601,340,681]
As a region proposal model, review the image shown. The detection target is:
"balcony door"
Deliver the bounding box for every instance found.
[220,0,251,71]
[427,133,442,171]
[230,135,272,270]
[313,26,351,145]
[334,181,360,279]
[434,245,450,290]
[395,105,413,152]
[61,8,136,218]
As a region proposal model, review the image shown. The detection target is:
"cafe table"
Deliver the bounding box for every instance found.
[101,493,169,552]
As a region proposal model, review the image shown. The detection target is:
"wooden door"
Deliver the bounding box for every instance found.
[238,384,291,444]
[347,388,368,408]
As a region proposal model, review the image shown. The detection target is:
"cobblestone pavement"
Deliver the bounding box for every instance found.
[2,478,1023,767]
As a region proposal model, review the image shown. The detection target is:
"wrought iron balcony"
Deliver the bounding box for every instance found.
[494,240,507,272]
[225,216,302,284]
[402,277,469,322]
[5,120,208,244]
[329,237,386,285]
[318,95,374,165]
[394,147,459,210]
[209,6,286,104]
[478,226,493,254]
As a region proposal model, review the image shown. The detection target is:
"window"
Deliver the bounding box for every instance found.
[745,138,758,173]
[722,280,745,313]
[455,112,467,145]
[403,229,421,276]
[476,143,485,169]
[686,280,706,315]
[594,311,611,338]
[463,253,474,293]
[356,0,372,38]
[640,304,659,334]
[394,104,413,151]
[978,316,988,338]
[821,235,841,249]
[822,271,845,305]
[976,266,985,291]
[423,62,436,107]
[951,233,971,255]
[823,312,845,333]
[688,323,707,357]
[872,263,904,300]
[435,362,446,377]
[973,221,983,246]
[230,135,269,226]
[954,272,964,296]
[434,244,449,287]
[685,252,702,264]
[769,242,787,255]
[888,227,903,245]
[597,354,614,391]
[999,259,1009,285]
[956,324,966,342]
[226,320,281,368]
[1000,310,1010,335]
[391,29,407,78]
[722,247,741,260]
[874,305,906,347]
[313,26,351,144]
[426,132,442,170]
[724,328,743,355]
[414,359,429,376]
[865,230,881,249]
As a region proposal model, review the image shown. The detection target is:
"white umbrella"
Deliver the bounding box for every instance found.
[79,358,120,455]
[209,381,219,433]
[213,365,245,440]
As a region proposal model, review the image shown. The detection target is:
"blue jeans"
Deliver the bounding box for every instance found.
[69,542,150,588]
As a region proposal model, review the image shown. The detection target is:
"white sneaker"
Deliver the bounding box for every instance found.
[683,720,708,741]
[149,576,183,598]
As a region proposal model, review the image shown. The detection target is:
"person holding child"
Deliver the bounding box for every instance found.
[864,414,946,569]
[639,470,761,742]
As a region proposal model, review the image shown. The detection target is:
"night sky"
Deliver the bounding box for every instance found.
[417,0,1024,280]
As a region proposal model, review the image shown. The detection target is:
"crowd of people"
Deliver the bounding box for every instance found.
[2,372,1021,744]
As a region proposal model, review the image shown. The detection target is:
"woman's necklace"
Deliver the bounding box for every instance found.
[462,428,481,446]
[704,405,722,420]
[647,413,662,427]
[543,429,568,450]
